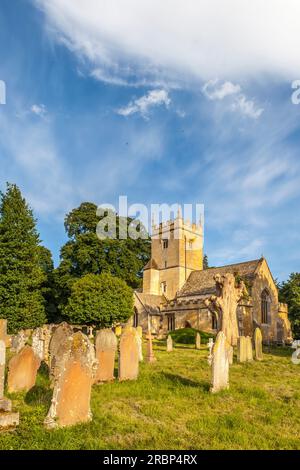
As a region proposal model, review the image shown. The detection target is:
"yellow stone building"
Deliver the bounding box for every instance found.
[133,215,292,343]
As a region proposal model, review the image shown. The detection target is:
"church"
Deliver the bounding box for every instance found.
[133,215,292,344]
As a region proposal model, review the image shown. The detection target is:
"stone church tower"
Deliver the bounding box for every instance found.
[142,215,203,299]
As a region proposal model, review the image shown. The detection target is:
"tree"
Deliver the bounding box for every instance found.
[0,183,47,333]
[63,273,133,327]
[37,246,57,323]
[203,254,209,269]
[279,273,300,337]
[54,202,150,312]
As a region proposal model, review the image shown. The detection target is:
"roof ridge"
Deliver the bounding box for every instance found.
[192,258,262,273]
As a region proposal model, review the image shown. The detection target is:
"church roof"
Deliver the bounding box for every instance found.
[143,258,159,270]
[134,291,165,314]
[177,258,263,297]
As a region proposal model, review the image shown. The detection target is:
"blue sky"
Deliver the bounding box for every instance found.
[0,0,300,281]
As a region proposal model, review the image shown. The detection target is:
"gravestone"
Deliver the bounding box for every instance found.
[254,328,263,361]
[0,319,7,342]
[44,332,96,429]
[119,327,139,381]
[11,330,27,353]
[94,329,117,383]
[49,322,73,384]
[0,339,19,430]
[136,327,143,362]
[246,336,253,362]
[237,336,247,363]
[7,345,41,393]
[167,335,173,352]
[207,338,214,366]
[195,332,201,350]
[210,331,230,393]
[32,327,46,361]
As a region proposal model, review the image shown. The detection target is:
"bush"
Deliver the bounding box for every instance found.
[169,327,215,345]
[63,272,133,327]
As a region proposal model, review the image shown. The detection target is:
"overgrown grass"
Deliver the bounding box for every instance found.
[0,341,300,450]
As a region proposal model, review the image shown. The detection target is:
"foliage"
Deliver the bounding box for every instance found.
[279,273,300,338]
[169,327,215,345]
[54,203,150,313]
[203,254,209,269]
[0,183,46,333]
[62,272,133,327]
[37,246,57,323]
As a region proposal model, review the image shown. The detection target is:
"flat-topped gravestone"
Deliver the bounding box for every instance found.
[237,336,247,363]
[45,332,96,429]
[8,345,41,393]
[49,322,73,384]
[94,329,117,383]
[210,331,230,393]
[119,327,139,381]
[167,335,173,352]
[254,328,263,361]
[246,336,253,362]
[195,332,201,350]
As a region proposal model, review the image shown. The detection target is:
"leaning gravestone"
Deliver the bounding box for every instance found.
[245,336,253,362]
[195,332,201,350]
[210,331,230,393]
[136,326,143,362]
[167,335,173,352]
[8,345,41,393]
[119,327,139,381]
[44,331,96,429]
[0,338,19,430]
[49,322,73,384]
[254,328,263,361]
[94,329,117,383]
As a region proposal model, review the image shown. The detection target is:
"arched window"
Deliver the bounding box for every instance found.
[261,289,271,324]
[133,308,139,327]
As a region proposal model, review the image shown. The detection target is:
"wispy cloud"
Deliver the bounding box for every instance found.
[202,80,241,100]
[116,89,171,118]
[30,103,47,117]
[231,95,263,119]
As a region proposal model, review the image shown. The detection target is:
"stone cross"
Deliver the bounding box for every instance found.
[254,328,263,361]
[204,273,246,346]
[195,332,201,350]
[210,331,230,393]
[167,335,173,352]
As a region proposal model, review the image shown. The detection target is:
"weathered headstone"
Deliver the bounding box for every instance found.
[237,336,247,363]
[167,335,173,352]
[210,331,230,393]
[0,339,19,430]
[207,338,214,366]
[49,322,73,384]
[204,273,246,346]
[32,327,46,361]
[94,329,117,383]
[245,336,253,362]
[254,328,263,361]
[136,327,143,362]
[11,330,27,353]
[119,327,139,381]
[45,332,96,429]
[7,345,41,393]
[195,332,201,350]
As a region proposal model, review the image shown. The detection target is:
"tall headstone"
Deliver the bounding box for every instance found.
[119,327,139,381]
[45,332,96,429]
[195,332,201,350]
[94,329,117,383]
[237,336,247,363]
[32,327,45,361]
[136,326,143,362]
[167,335,173,352]
[245,336,253,362]
[254,328,263,361]
[49,322,73,384]
[210,331,230,393]
[0,339,19,430]
[7,346,41,393]
[207,338,214,366]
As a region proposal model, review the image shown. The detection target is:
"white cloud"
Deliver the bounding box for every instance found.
[31,103,47,117]
[202,80,241,100]
[231,95,264,119]
[116,89,171,118]
[35,0,300,85]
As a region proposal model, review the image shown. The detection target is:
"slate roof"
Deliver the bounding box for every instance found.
[134,291,165,314]
[177,258,263,297]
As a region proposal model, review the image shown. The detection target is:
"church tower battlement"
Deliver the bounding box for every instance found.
[143,214,203,299]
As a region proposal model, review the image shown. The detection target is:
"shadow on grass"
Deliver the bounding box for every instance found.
[263,347,292,358]
[25,385,52,407]
[161,372,210,391]
[38,361,50,378]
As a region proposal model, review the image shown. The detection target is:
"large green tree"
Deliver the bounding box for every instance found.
[279,273,300,338]
[63,273,133,327]
[0,183,47,333]
[54,202,150,312]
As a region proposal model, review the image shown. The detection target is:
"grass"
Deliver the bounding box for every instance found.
[1,340,300,450]
[169,327,215,345]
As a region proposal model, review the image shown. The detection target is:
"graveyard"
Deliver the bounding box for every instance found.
[0,331,299,450]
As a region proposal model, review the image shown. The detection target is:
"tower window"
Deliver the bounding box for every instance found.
[161,281,167,294]
[163,239,169,249]
[164,261,167,268]
[167,314,175,331]
[212,313,218,330]
[261,289,271,324]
